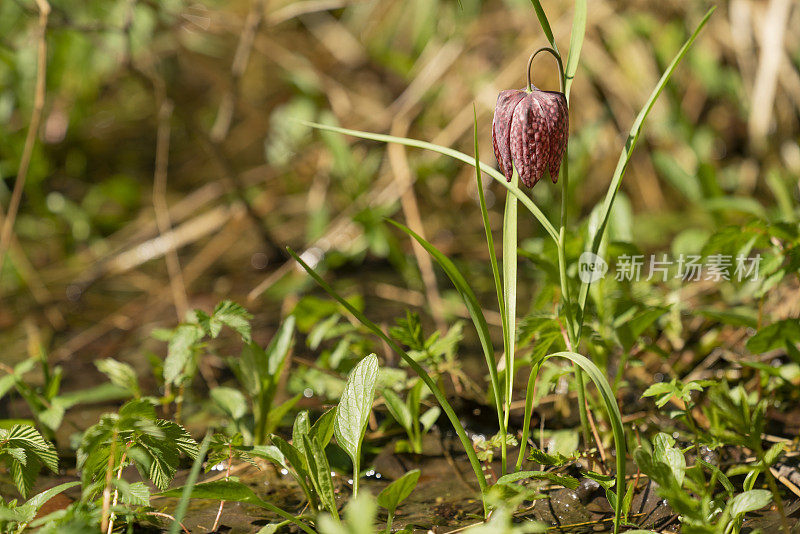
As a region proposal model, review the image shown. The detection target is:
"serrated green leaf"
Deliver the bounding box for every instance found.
[96,358,140,397]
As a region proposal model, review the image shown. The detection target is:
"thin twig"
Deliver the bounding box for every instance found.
[145,512,191,534]
[0,0,50,285]
[152,95,189,321]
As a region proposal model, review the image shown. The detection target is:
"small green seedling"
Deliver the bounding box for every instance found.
[377,469,420,533]
[382,381,440,455]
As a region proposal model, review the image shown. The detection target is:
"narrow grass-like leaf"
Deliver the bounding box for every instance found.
[168,432,211,534]
[516,360,541,471]
[387,219,503,429]
[501,170,519,475]
[287,247,489,499]
[473,108,506,336]
[564,0,587,100]
[534,351,626,533]
[300,121,558,242]
[577,8,714,332]
[528,0,557,52]
[160,480,315,534]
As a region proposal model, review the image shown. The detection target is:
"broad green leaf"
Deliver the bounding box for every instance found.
[266,315,296,376]
[248,445,285,466]
[334,354,379,463]
[577,8,715,330]
[310,407,337,449]
[382,389,412,432]
[747,319,800,354]
[730,489,772,517]
[419,407,440,433]
[112,479,150,507]
[377,469,420,513]
[210,387,248,420]
[652,433,685,487]
[15,481,79,523]
[160,480,315,534]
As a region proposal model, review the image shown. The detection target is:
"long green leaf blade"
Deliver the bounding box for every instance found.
[169,433,211,534]
[528,0,557,52]
[564,0,587,100]
[536,351,626,533]
[300,120,558,242]
[577,8,714,330]
[386,219,504,428]
[501,170,519,476]
[473,108,506,332]
[287,247,489,498]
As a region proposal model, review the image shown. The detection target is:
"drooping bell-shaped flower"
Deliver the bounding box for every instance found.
[491,50,569,188]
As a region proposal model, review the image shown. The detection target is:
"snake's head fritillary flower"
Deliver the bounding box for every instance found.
[492,86,568,188]
[491,49,569,188]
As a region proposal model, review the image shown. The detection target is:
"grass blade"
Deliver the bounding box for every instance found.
[528,0,558,53]
[576,8,715,333]
[473,108,506,338]
[536,351,626,533]
[564,0,587,101]
[501,171,518,476]
[169,433,211,534]
[286,247,489,501]
[300,120,558,242]
[386,219,504,430]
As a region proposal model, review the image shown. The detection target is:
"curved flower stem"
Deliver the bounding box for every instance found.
[527,47,565,93]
